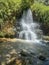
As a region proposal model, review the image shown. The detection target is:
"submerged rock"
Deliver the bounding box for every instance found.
[20,49,30,57]
[38,55,46,61]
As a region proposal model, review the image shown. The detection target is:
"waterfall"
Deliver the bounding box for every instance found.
[19,9,42,43]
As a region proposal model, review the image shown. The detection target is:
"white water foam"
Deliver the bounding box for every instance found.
[19,9,43,44]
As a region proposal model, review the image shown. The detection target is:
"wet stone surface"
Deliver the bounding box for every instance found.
[0,42,49,65]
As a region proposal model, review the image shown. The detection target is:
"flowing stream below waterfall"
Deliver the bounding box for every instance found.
[0,9,49,65]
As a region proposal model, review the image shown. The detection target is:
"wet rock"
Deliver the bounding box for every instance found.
[6,58,10,61]
[16,57,30,65]
[9,49,17,58]
[38,54,46,61]
[5,54,11,58]
[9,49,17,55]
[20,49,30,57]
[16,59,22,65]
[1,62,6,65]
[6,57,16,65]
[30,52,36,55]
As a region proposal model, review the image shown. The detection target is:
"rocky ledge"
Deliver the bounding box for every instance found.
[0,38,26,43]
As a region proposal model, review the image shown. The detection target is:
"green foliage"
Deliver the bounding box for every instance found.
[0,31,5,37]
[21,0,34,10]
[0,0,34,37]
[0,0,22,21]
[0,0,34,24]
[31,3,49,25]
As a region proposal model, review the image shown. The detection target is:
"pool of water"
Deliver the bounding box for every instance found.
[0,41,49,65]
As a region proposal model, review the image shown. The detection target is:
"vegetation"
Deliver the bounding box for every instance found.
[31,2,49,35]
[0,0,33,37]
[31,3,49,24]
[0,0,22,37]
[0,0,49,37]
[34,0,49,5]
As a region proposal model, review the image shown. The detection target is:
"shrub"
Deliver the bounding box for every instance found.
[0,31,5,37]
[0,0,34,37]
[31,3,49,35]
[31,2,49,26]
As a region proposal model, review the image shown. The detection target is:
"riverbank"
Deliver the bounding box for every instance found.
[0,38,22,42]
[0,36,49,43]
[0,38,30,43]
[31,3,49,35]
[42,36,49,41]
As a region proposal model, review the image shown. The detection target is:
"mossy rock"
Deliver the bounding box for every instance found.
[42,36,49,41]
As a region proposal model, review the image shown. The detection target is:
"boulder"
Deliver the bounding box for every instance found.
[20,49,30,57]
[38,54,46,61]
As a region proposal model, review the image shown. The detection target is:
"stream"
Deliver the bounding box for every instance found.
[0,41,49,65]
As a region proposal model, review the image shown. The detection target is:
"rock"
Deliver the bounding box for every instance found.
[20,49,30,57]
[30,52,36,55]
[16,59,22,65]
[38,54,46,61]
[9,49,17,55]
[6,58,10,61]
[6,54,11,58]
[6,57,16,65]
[1,62,6,65]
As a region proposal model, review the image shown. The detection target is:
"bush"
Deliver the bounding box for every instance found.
[0,0,34,37]
[31,2,49,26]
[31,3,49,35]
[0,0,34,26]
[0,31,5,37]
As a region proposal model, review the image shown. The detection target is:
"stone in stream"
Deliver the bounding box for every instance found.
[20,49,31,57]
[16,57,30,65]
[5,54,11,58]
[9,49,17,55]
[6,57,16,65]
[9,49,17,58]
[5,54,11,62]
[38,54,46,61]
[1,62,6,65]
[20,49,36,57]
[16,59,22,65]
[5,50,17,65]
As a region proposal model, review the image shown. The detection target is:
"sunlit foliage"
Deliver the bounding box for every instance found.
[0,0,34,37]
[31,3,49,25]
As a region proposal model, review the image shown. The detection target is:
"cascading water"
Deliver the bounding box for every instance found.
[19,9,42,43]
